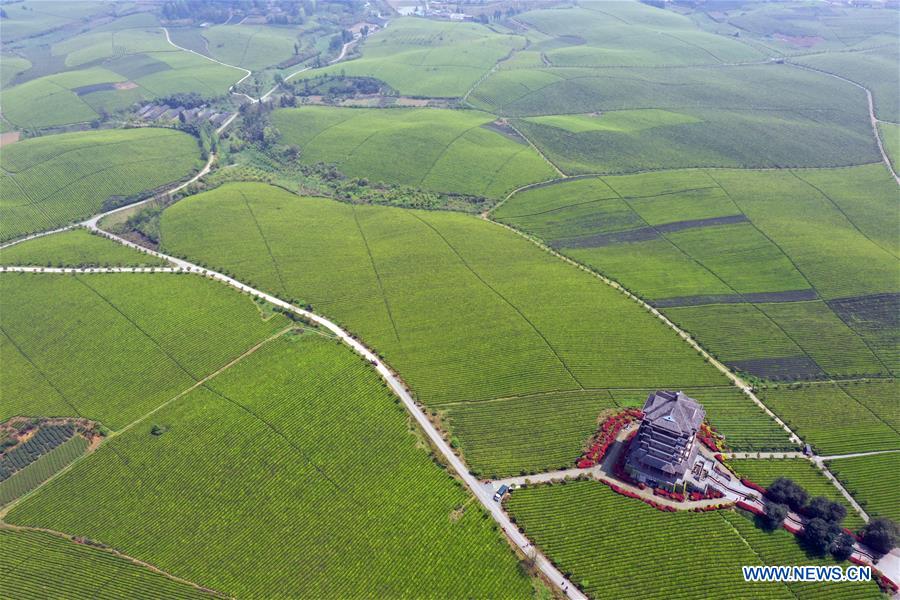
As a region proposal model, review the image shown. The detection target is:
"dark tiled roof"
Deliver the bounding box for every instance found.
[642,390,704,435]
[627,391,705,479]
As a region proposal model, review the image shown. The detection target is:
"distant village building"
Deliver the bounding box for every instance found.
[625,391,705,491]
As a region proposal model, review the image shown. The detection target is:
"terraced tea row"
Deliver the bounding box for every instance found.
[0,128,201,242]
[0,528,213,600]
[0,228,167,267]
[6,332,531,599]
[827,453,900,522]
[505,480,881,599]
[0,272,288,429]
[494,165,899,381]
[271,106,556,199]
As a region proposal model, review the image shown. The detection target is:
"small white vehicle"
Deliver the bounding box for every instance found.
[493,484,510,502]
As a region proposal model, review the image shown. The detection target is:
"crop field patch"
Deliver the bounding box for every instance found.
[758,384,900,455]
[828,453,900,522]
[105,53,173,80]
[0,273,288,429]
[496,165,899,382]
[506,481,878,599]
[0,229,168,268]
[288,17,525,97]
[201,24,301,71]
[436,390,621,478]
[0,435,89,507]
[7,335,532,599]
[0,128,200,242]
[272,106,557,198]
[160,183,733,470]
[1,529,212,599]
[725,357,826,381]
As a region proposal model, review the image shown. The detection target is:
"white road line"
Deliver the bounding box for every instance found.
[21,225,586,600]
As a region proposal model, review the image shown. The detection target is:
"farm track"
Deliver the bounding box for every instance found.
[477,217,886,527]
[0,523,230,598]
[2,239,587,599]
[786,61,900,185]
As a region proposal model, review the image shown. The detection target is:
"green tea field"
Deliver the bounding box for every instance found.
[494,165,899,382]
[288,17,524,97]
[0,272,288,429]
[6,327,532,599]
[756,382,900,455]
[0,228,167,267]
[828,453,900,522]
[271,106,556,198]
[2,1,898,598]
[0,528,214,599]
[506,480,881,599]
[158,182,797,477]
[0,128,201,241]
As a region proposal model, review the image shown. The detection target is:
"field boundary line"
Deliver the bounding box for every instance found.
[406,210,585,390]
[837,384,900,437]
[350,206,403,345]
[113,326,295,438]
[820,449,900,461]
[239,190,289,296]
[73,219,587,600]
[787,169,900,261]
[0,524,231,598]
[504,120,566,177]
[481,216,803,446]
[786,61,899,185]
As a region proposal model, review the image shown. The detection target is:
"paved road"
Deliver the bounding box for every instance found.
[45,227,587,600]
[162,27,255,103]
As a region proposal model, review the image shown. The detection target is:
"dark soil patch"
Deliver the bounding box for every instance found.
[552,215,748,249]
[106,54,172,80]
[726,356,825,381]
[654,289,819,308]
[827,293,900,330]
[72,82,118,95]
[481,120,527,145]
[552,227,658,249]
[655,214,747,233]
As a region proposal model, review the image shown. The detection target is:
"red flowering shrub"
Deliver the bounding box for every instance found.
[737,500,765,516]
[576,410,643,467]
[741,478,767,495]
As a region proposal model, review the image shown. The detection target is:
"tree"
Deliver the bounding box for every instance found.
[806,497,846,524]
[829,532,855,561]
[362,25,369,38]
[859,518,900,555]
[761,502,788,531]
[765,477,808,511]
[802,517,840,555]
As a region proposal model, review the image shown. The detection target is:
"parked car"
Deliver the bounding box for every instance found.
[493,484,509,502]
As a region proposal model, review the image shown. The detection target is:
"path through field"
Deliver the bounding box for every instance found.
[2,228,588,599]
